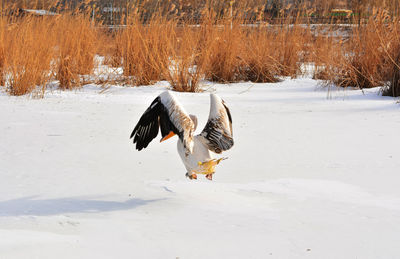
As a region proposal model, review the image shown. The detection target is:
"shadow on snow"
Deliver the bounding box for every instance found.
[0,196,162,216]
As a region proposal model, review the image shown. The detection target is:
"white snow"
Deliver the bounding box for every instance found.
[1,78,400,258]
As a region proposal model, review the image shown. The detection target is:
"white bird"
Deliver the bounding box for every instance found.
[130,90,234,180]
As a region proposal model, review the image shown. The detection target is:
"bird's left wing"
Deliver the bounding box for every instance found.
[198,93,234,154]
[130,91,195,152]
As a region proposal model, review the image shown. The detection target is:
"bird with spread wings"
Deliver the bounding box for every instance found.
[130,91,234,180]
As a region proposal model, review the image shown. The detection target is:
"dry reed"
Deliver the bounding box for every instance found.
[384,53,400,97]
[241,19,311,82]
[1,2,400,98]
[164,24,206,92]
[4,16,55,96]
[56,14,98,89]
[203,20,246,83]
[0,17,6,87]
[116,17,172,86]
[314,9,400,95]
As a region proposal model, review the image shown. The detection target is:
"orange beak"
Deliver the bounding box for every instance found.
[160,131,176,142]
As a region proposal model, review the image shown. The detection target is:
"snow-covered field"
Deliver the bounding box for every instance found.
[1,78,399,258]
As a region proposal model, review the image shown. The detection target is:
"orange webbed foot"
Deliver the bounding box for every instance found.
[186,172,197,180]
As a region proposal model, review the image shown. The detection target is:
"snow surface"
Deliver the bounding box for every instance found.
[1,78,400,258]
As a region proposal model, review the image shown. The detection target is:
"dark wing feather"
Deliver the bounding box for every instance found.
[130,97,162,151]
[158,105,183,141]
[222,100,233,134]
[199,94,234,154]
[130,91,193,151]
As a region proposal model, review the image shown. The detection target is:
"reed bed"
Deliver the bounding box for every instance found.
[56,14,98,89]
[116,17,172,86]
[0,18,6,87]
[1,5,400,97]
[3,16,55,96]
[203,20,246,83]
[313,9,400,96]
[165,24,209,92]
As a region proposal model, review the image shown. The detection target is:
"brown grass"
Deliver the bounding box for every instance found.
[0,18,6,87]
[2,4,400,97]
[240,27,279,83]
[99,32,122,68]
[164,24,206,92]
[116,17,172,86]
[242,20,311,83]
[273,21,311,78]
[384,53,400,97]
[3,16,55,96]
[56,14,98,89]
[203,20,246,83]
[313,9,400,94]
[0,11,98,95]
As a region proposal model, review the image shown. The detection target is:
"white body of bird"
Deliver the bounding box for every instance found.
[177,135,213,176]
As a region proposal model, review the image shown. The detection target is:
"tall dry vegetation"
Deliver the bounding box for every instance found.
[2,16,55,96]
[244,28,281,83]
[116,17,172,86]
[56,14,98,89]
[0,12,98,95]
[1,2,400,97]
[201,16,310,84]
[203,20,246,83]
[0,18,6,87]
[165,24,208,92]
[314,9,400,96]
[243,18,311,81]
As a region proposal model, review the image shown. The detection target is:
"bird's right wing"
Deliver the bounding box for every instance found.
[199,93,234,154]
[130,91,195,152]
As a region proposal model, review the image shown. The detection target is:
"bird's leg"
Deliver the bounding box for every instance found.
[185,172,197,180]
[205,173,213,181]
